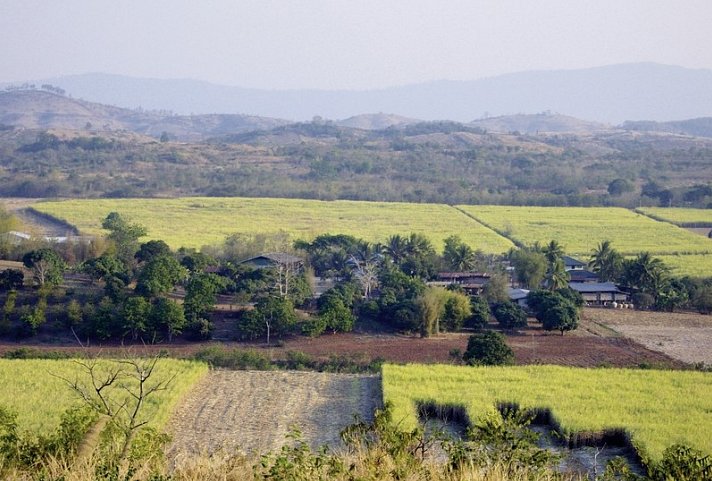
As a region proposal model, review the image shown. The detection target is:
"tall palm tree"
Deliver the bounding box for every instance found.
[542,240,565,266]
[382,234,408,265]
[589,240,623,282]
[545,258,570,290]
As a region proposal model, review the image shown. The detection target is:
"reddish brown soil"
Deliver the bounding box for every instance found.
[0,319,685,368]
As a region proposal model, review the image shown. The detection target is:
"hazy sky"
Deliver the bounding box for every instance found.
[2,0,711,90]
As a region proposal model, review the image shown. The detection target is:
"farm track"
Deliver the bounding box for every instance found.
[166,370,382,460]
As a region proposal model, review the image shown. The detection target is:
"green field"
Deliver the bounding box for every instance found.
[456,205,712,256]
[637,207,712,226]
[0,358,208,434]
[31,198,712,276]
[382,363,712,464]
[31,197,515,253]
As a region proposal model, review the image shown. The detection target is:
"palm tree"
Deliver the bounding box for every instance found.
[542,240,565,266]
[588,240,623,282]
[443,235,476,271]
[621,252,668,293]
[545,258,570,291]
[382,234,408,265]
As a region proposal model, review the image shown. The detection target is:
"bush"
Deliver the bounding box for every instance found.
[493,301,528,330]
[633,292,655,310]
[463,331,514,366]
[193,346,272,370]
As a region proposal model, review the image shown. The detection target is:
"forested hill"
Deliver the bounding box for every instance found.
[1,109,712,206]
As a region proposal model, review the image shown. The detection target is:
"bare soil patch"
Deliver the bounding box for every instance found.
[584,308,712,366]
[166,370,381,460]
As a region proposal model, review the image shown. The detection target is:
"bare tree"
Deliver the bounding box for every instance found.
[53,353,175,467]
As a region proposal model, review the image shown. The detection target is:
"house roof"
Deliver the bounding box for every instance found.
[562,255,586,267]
[568,270,600,282]
[241,252,303,265]
[568,282,624,293]
[508,288,530,300]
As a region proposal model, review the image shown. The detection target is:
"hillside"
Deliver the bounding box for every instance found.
[0,90,289,141]
[16,64,712,123]
[470,113,611,134]
[622,117,712,138]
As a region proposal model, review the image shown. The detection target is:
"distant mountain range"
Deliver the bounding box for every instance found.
[5,63,711,124]
[5,89,712,141]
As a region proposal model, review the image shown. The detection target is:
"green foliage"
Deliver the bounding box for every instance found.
[445,406,556,475]
[481,273,510,304]
[193,346,273,370]
[22,248,66,287]
[236,296,297,342]
[121,296,151,340]
[467,296,491,329]
[135,239,172,263]
[149,297,186,341]
[493,301,528,330]
[651,444,712,481]
[183,272,227,320]
[463,331,514,366]
[441,290,472,331]
[101,212,148,265]
[0,269,24,291]
[318,296,355,334]
[526,289,580,335]
[135,255,188,298]
[510,249,547,289]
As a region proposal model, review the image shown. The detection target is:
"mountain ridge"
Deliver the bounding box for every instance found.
[6,63,711,124]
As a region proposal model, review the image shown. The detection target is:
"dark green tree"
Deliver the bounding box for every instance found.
[318,295,355,334]
[463,331,514,366]
[236,296,297,344]
[493,302,528,330]
[466,296,491,330]
[541,298,579,335]
[510,249,547,289]
[183,273,228,321]
[22,248,65,287]
[135,255,187,298]
[135,240,171,263]
[149,297,186,342]
[121,296,151,340]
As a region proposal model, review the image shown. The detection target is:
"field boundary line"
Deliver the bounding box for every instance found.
[632,207,712,229]
[449,205,523,249]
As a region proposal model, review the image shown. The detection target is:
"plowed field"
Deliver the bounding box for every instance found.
[166,370,381,460]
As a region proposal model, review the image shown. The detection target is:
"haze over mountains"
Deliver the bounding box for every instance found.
[9,63,711,125]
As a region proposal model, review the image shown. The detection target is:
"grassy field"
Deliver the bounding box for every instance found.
[637,207,712,226]
[0,358,208,434]
[382,363,712,464]
[653,253,712,277]
[30,198,712,276]
[31,197,515,253]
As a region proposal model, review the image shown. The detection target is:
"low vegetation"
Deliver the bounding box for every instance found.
[382,363,712,465]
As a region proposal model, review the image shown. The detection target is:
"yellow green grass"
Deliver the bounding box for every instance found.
[457,205,712,256]
[637,207,712,226]
[31,197,515,253]
[654,254,712,277]
[0,358,208,434]
[382,363,712,463]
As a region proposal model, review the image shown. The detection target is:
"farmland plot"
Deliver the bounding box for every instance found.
[584,308,712,366]
[166,370,381,459]
[383,364,712,464]
[32,197,513,253]
[637,207,712,226]
[456,205,712,256]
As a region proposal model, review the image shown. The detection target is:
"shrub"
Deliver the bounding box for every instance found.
[463,331,514,366]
